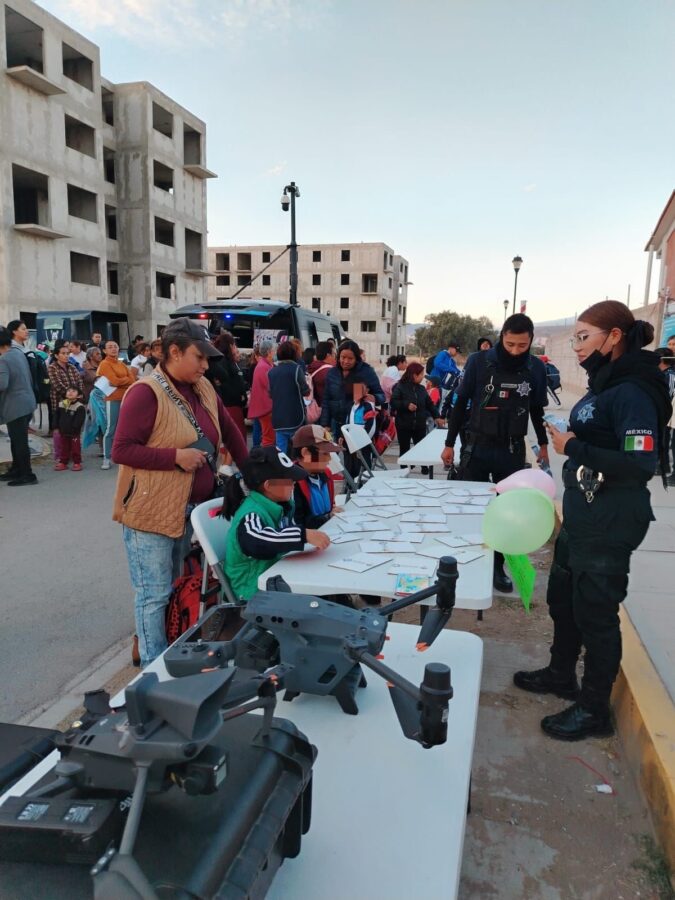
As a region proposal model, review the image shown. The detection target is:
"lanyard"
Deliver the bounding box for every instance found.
[152,369,205,439]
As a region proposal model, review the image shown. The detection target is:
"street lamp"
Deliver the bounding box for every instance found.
[511,255,523,315]
[503,299,509,322]
[281,182,300,307]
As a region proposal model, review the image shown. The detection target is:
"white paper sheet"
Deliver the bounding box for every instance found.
[388,558,438,576]
[400,522,449,534]
[416,545,449,560]
[400,512,447,524]
[329,554,393,573]
[338,520,385,533]
[360,541,420,554]
[451,549,485,564]
[330,533,362,544]
[434,534,470,548]
[368,508,402,519]
[399,497,441,508]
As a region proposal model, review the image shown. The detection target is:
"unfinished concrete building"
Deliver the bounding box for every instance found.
[0,0,216,337]
[207,242,409,364]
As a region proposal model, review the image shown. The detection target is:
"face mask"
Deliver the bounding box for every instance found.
[580,349,611,375]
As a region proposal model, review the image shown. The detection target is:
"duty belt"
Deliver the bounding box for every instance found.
[562,467,646,503]
[467,433,525,452]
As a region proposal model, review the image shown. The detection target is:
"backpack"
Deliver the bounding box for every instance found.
[441,369,461,394]
[425,353,437,375]
[25,351,50,404]
[373,413,397,455]
[165,548,220,644]
[303,372,321,424]
[545,363,561,391]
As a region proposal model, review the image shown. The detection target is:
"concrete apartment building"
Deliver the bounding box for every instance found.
[0,0,215,338]
[207,242,410,364]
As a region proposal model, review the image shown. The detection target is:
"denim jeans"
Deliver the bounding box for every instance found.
[252,417,262,447]
[123,523,193,667]
[275,427,298,454]
[104,400,121,460]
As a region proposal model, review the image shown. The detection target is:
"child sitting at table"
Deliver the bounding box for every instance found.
[291,424,342,528]
[221,446,330,602]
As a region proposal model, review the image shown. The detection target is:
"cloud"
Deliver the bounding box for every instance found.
[47,0,331,47]
[261,161,288,178]
[523,183,537,193]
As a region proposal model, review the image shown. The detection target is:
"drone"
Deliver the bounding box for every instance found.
[164,554,460,747]
[0,556,460,899]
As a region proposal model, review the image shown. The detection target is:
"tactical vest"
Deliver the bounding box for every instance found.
[467,353,535,442]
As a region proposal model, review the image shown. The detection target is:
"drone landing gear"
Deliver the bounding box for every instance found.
[283,666,368,715]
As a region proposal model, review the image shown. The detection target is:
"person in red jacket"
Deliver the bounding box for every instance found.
[247,340,275,446]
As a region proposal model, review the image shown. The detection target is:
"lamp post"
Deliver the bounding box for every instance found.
[281,182,300,307]
[511,255,523,314]
[503,299,509,322]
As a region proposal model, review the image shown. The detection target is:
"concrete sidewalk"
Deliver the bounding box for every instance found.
[531,387,675,876]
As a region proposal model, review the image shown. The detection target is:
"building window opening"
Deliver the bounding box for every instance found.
[237,252,251,271]
[381,299,386,318]
[67,184,97,223]
[102,88,114,126]
[70,251,100,286]
[152,102,173,138]
[237,274,249,286]
[185,228,203,269]
[313,249,321,262]
[107,263,118,295]
[183,123,202,164]
[156,271,175,299]
[215,253,229,270]
[262,250,271,263]
[105,205,117,240]
[216,275,230,286]
[341,249,350,262]
[312,273,321,286]
[103,147,116,184]
[154,216,174,247]
[360,321,376,333]
[340,297,349,309]
[362,273,377,293]
[153,160,174,193]
[62,43,93,90]
[12,164,49,226]
[340,273,350,286]
[340,320,349,332]
[312,297,321,311]
[262,274,270,286]
[5,7,43,72]
[65,115,96,158]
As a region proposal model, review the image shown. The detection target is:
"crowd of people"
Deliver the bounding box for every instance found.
[2,307,674,743]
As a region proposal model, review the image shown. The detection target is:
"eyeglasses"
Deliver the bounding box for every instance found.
[569,330,608,348]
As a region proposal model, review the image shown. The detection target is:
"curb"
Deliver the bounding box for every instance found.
[545,457,675,877]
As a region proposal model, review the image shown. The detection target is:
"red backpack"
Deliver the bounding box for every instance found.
[165,548,219,644]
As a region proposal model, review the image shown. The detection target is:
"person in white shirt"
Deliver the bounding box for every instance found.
[381,354,407,402]
[69,340,87,369]
[130,342,151,375]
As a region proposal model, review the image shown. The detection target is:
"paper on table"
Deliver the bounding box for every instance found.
[462,533,485,545]
[435,534,470,548]
[400,512,446,524]
[368,530,397,541]
[399,497,441,508]
[330,533,362,544]
[416,544,448,560]
[368,508,402,519]
[390,531,424,543]
[400,522,448,534]
[338,520,385,533]
[442,505,464,515]
[388,558,438,576]
[329,554,393,573]
[448,487,469,496]
[467,496,491,507]
[451,549,485,564]
[459,506,483,515]
[361,541,420,554]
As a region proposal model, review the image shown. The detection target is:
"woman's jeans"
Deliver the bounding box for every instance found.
[252,418,262,447]
[275,427,299,454]
[123,523,193,668]
[104,400,121,460]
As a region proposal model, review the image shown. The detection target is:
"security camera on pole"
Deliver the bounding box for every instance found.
[281,182,300,307]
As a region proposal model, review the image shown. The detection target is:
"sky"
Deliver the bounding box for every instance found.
[41,0,675,326]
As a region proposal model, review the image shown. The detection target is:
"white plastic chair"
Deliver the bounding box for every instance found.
[190,498,238,608]
[328,450,359,500]
[341,423,409,486]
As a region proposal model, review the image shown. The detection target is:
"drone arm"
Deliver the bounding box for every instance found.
[119,762,150,856]
[378,583,440,618]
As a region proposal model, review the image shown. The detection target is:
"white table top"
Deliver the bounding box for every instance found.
[260,476,495,610]
[4,625,483,900]
[398,427,457,468]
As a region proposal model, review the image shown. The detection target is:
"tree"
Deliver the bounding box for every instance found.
[414,311,499,358]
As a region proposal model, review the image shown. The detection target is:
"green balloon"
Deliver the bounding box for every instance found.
[482,488,555,555]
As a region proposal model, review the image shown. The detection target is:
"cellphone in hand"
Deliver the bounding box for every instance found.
[543,413,568,431]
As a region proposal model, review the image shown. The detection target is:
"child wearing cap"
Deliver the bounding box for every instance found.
[291,424,342,528]
[221,446,331,602]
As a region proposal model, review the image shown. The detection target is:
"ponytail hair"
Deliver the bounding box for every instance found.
[220,475,247,520]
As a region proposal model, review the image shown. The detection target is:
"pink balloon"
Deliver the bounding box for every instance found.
[495,467,556,500]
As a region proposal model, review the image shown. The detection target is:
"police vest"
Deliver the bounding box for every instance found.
[467,354,535,441]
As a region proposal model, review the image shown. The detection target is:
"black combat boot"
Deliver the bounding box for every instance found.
[493,561,513,593]
[540,702,614,741]
[513,666,580,700]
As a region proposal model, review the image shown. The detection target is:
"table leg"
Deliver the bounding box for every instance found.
[477,610,483,622]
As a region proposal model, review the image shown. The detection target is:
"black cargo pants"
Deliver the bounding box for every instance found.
[546,487,653,710]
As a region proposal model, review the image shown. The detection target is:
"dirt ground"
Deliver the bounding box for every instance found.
[394,541,673,900]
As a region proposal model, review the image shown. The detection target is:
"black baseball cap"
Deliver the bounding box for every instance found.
[242,446,307,488]
[163,317,222,358]
[448,341,461,351]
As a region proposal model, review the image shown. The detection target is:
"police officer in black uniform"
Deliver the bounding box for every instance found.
[513,301,672,741]
[440,314,549,592]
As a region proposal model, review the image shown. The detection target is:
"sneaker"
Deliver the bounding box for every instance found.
[0,469,18,482]
[101,459,111,470]
[7,474,38,486]
[72,463,82,471]
[513,666,580,700]
[54,462,67,471]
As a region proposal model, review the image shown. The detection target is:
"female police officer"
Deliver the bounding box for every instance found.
[513,301,672,740]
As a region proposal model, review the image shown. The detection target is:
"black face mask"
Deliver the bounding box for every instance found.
[580,349,612,376]
[496,341,530,371]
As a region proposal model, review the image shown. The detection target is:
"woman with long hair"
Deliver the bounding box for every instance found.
[514,301,672,740]
[391,362,443,470]
[205,331,248,441]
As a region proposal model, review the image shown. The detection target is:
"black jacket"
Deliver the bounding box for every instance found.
[391,381,439,430]
[319,360,385,429]
[205,357,247,408]
[268,361,309,429]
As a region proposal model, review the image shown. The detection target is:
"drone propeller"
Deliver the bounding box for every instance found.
[416,606,452,651]
[387,683,420,741]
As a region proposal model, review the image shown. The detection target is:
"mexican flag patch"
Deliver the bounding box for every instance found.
[624,434,654,452]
